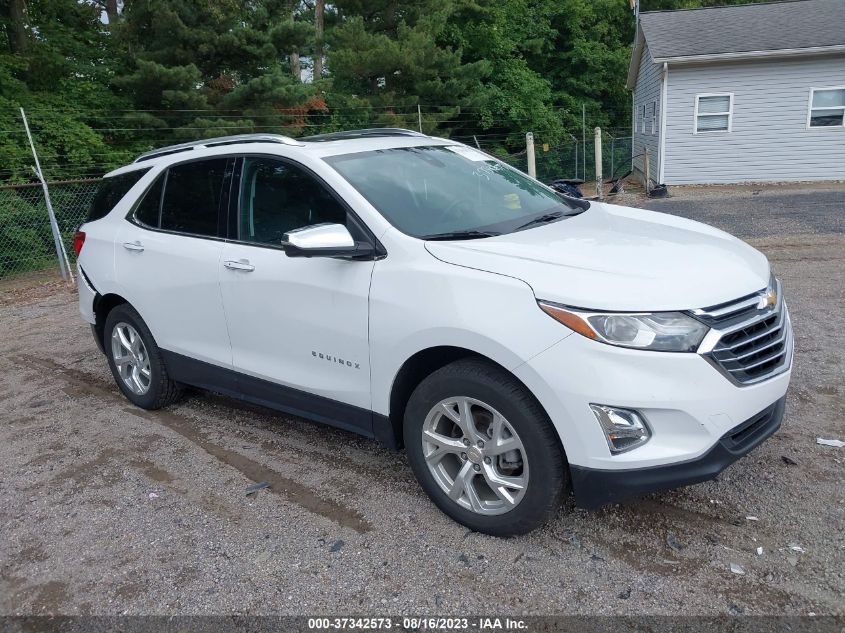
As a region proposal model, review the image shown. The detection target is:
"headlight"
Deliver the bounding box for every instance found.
[538,301,709,352]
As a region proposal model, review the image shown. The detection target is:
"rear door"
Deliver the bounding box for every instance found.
[218,156,375,427]
[114,157,235,369]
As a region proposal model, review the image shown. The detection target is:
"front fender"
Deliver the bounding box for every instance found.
[368,255,571,417]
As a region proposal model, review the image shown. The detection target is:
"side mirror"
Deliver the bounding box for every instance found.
[281,223,373,259]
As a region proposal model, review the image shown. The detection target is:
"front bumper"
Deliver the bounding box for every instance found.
[570,396,785,508]
[512,315,792,507]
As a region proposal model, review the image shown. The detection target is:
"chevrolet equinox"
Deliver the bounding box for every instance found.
[75,129,793,536]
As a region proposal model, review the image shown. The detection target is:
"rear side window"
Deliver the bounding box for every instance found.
[159,158,229,237]
[88,168,149,222]
[133,176,164,227]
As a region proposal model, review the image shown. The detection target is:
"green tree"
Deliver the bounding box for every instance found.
[0,0,132,180]
[113,0,317,140]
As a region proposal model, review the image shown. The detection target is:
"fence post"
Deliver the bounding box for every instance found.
[525,132,536,178]
[610,134,616,180]
[581,104,586,182]
[594,127,603,199]
[20,108,74,284]
[417,104,423,133]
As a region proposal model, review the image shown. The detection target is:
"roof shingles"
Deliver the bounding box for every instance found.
[639,0,845,59]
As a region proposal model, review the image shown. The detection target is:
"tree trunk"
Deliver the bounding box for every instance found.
[385,0,397,36]
[313,0,324,80]
[5,0,28,54]
[290,51,301,80]
[289,7,301,81]
[105,0,119,26]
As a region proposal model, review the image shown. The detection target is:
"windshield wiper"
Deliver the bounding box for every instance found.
[514,211,565,231]
[421,230,501,241]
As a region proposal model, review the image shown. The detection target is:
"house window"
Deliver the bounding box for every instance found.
[639,105,646,133]
[808,87,845,127]
[651,101,658,135]
[695,94,732,133]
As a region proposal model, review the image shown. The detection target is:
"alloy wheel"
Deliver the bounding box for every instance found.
[422,396,529,515]
[111,322,151,395]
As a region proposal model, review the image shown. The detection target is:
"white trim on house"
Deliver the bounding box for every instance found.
[631,89,636,170]
[652,44,845,66]
[658,62,668,184]
[626,26,647,90]
[693,93,733,134]
[806,86,845,129]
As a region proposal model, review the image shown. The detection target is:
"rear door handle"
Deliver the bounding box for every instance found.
[223,259,255,272]
[122,241,144,252]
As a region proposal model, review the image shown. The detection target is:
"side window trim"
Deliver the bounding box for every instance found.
[157,168,168,228]
[227,153,385,257]
[125,156,235,242]
[125,170,164,228]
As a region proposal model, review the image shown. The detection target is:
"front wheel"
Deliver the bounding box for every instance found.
[404,359,568,536]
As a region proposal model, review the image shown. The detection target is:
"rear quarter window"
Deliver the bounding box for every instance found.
[88,168,150,222]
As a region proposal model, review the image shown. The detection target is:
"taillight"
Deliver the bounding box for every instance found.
[73,231,86,257]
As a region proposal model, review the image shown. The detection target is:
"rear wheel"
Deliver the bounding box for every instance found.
[104,304,182,409]
[404,359,567,536]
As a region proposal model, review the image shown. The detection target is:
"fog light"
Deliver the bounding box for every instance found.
[589,405,651,454]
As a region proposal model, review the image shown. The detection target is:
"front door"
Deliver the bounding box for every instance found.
[218,156,375,432]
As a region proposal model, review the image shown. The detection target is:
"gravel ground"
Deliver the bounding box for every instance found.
[1,186,844,617]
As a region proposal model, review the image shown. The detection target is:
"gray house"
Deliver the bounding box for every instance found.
[627,0,845,186]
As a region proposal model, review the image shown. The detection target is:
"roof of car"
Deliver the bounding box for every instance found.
[106,129,454,177]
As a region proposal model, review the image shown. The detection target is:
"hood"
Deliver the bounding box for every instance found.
[425,202,769,312]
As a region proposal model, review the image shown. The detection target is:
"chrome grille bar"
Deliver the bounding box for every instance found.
[694,293,761,320]
[694,278,793,386]
[729,326,788,362]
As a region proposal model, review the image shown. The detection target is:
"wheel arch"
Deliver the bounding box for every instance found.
[92,292,130,352]
[385,346,563,457]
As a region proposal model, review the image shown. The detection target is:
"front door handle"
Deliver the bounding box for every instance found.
[123,241,144,252]
[223,259,255,272]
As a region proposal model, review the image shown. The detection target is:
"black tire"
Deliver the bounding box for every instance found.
[103,304,183,409]
[404,358,568,537]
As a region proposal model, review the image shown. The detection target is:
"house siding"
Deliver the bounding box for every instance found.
[664,54,845,184]
[632,44,662,183]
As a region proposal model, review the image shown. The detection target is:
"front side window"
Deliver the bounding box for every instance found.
[639,105,646,133]
[809,87,845,127]
[237,158,347,245]
[159,158,229,237]
[88,168,149,222]
[695,94,732,133]
[324,145,583,239]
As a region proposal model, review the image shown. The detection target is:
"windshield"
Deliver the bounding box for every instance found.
[324,145,585,239]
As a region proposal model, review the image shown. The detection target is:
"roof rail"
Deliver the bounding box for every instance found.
[134,133,304,163]
[300,128,428,142]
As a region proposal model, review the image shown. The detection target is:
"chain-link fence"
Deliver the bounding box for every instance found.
[533,132,632,184]
[485,131,632,186]
[0,128,633,280]
[0,179,98,279]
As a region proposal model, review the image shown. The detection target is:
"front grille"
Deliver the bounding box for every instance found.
[694,279,793,385]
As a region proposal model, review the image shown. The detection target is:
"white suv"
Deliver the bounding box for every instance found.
[75,129,793,536]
